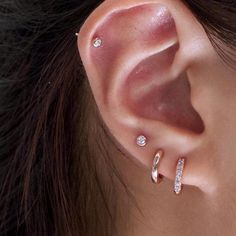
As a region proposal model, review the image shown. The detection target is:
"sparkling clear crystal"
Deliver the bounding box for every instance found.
[174,158,185,195]
[93,38,102,48]
[136,135,147,147]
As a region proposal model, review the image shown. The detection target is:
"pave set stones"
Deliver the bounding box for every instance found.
[174,158,185,195]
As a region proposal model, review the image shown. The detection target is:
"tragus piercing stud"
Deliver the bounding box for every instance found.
[174,158,185,195]
[136,135,147,147]
[151,150,164,184]
[93,37,102,48]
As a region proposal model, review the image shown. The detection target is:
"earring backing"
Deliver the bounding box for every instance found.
[151,149,164,184]
[174,158,185,195]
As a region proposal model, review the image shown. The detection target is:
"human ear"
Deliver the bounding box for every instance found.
[77,0,217,193]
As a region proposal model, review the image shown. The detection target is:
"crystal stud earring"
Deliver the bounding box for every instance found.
[136,135,147,147]
[174,158,185,195]
[151,149,164,184]
[93,37,102,48]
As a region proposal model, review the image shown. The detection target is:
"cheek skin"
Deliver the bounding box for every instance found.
[210,71,236,179]
[187,52,236,190]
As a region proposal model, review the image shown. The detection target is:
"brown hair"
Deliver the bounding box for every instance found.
[0,0,235,235]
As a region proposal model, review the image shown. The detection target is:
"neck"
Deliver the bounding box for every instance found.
[114,154,236,236]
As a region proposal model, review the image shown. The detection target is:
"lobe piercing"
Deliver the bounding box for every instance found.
[93,37,102,48]
[75,33,79,37]
[136,135,147,147]
[174,158,185,195]
[151,150,164,184]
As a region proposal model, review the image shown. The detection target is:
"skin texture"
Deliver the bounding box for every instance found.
[78,0,236,235]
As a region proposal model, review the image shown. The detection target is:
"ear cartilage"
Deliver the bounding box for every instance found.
[93,37,102,48]
[151,150,164,184]
[174,158,185,195]
[136,135,147,147]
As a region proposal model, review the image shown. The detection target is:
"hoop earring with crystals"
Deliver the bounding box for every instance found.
[174,158,185,195]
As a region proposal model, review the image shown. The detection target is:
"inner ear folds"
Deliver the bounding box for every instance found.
[122,45,205,134]
[79,0,206,133]
[85,2,204,134]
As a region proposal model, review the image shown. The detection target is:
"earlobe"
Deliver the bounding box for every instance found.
[77,0,210,194]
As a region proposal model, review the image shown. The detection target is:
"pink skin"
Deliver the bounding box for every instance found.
[125,45,204,134]
[78,0,236,235]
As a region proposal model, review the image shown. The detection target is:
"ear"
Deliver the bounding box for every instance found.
[77,0,216,193]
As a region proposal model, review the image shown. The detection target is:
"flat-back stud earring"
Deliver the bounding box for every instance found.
[151,149,164,184]
[75,33,79,37]
[174,158,185,195]
[136,135,147,147]
[93,37,102,48]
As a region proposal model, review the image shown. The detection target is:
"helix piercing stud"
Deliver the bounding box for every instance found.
[93,37,102,48]
[174,158,185,195]
[151,149,164,184]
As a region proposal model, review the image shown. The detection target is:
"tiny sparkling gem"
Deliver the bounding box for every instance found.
[136,135,147,147]
[93,38,102,48]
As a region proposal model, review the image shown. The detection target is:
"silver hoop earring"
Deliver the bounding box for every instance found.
[151,150,164,184]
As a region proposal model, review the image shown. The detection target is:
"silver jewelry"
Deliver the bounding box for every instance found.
[136,135,147,147]
[174,158,185,195]
[151,150,164,184]
[93,37,102,48]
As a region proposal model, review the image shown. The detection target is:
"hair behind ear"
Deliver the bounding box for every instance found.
[0,1,119,235]
[184,0,236,68]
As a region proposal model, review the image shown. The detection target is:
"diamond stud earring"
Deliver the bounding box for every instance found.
[136,135,147,147]
[174,158,185,195]
[151,150,164,184]
[93,37,102,48]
